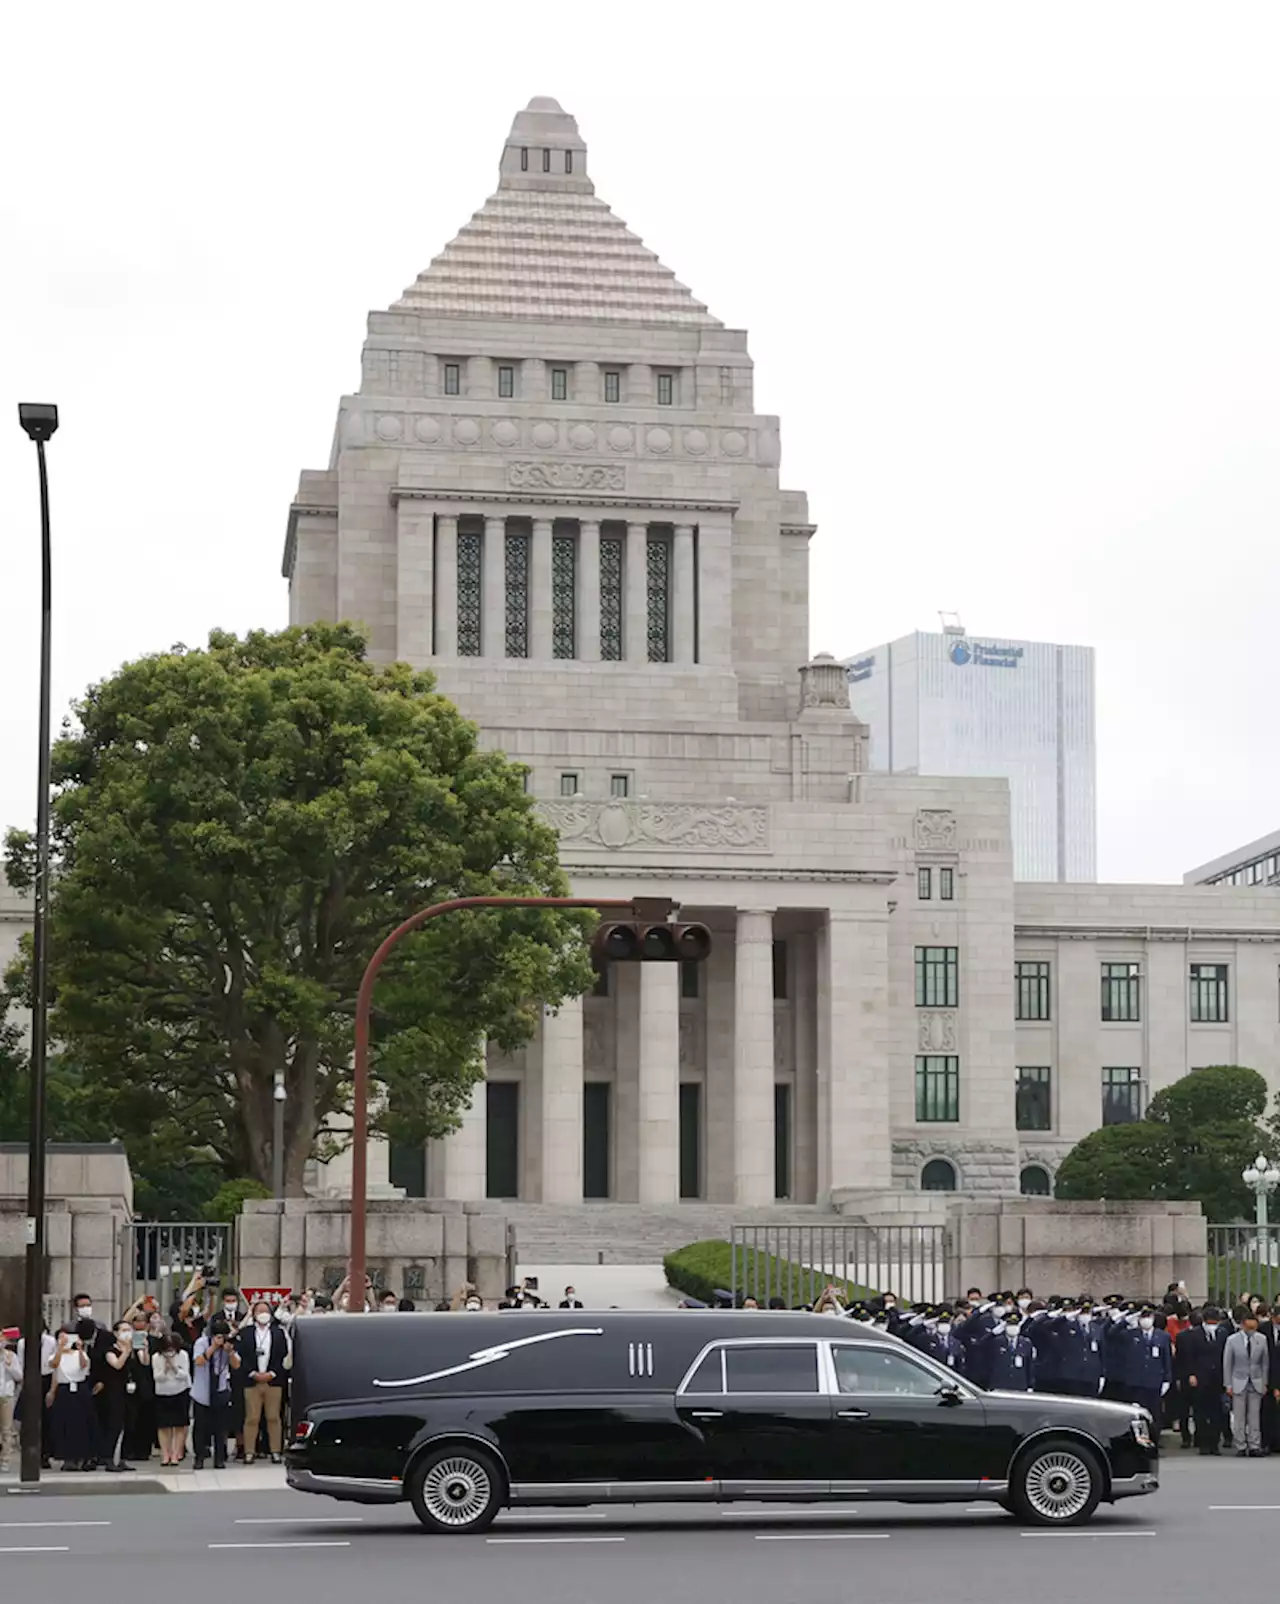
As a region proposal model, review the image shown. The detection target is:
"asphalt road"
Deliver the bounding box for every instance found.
[0,1457,1274,1601]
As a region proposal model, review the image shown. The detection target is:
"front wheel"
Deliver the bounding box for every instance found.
[1009,1438,1103,1527]
[409,1445,504,1534]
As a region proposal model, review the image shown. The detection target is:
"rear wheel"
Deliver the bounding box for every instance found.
[1009,1438,1103,1527]
[409,1445,503,1534]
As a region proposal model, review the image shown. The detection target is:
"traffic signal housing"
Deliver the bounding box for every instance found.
[591,919,712,970]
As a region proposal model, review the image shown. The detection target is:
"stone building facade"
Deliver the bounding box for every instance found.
[158,97,1280,1211]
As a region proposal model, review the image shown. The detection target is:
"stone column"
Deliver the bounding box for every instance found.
[574,360,599,403]
[540,996,584,1202]
[637,963,680,1202]
[626,362,652,404]
[733,909,776,1204]
[673,524,695,664]
[613,966,641,1201]
[820,912,892,1194]
[434,514,458,656]
[696,512,733,668]
[523,358,547,403]
[792,930,818,1203]
[483,515,506,658]
[626,521,649,664]
[531,516,554,660]
[422,354,440,397]
[578,519,601,663]
[467,355,494,398]
[395,504,434,663]
[428,1070,488,1200]
[703,924,737,1202]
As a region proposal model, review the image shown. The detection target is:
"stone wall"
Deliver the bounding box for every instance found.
[944,1197,1206,1301]
[237,1198,512,1306]
[0,1142,135,1322]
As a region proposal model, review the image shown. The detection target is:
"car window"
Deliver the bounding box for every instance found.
[723,1344,819,1394]
[682,1348,725,1393]
[832,1345,942,1396]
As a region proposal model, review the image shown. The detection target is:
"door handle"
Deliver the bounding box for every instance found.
[690,1409,723,1419]
[836,1408,870,1419]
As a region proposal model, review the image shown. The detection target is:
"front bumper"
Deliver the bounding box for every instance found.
[286,1466,404,1504]
[1110,1472,1159,1501]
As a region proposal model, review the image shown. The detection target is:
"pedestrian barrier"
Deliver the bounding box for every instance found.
[729,1222,947,1306]
[1208,1223,1280,1308]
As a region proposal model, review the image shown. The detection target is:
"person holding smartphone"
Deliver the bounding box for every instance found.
[47,1324,93,1469]
[99,1320,144,1472]
[152,1334,192,1465]
[0,1333,22,1474]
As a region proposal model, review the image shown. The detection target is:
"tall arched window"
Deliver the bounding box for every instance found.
[921,1157,957,1191]
[1020,1164,1052,1196]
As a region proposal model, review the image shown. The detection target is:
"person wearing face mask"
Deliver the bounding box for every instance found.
[985,1311,1035,1391]
[192,1317,241,1469]
[378,1292,400,1314]
[1223,1304,1270,1457]
[1015,1289,1033,1314]
[235,1303,290,1463]
[98,1319,146,1472]
[1114,1306,1171,1444]
[1184,1304,1228,1455]
[47,1324,94,1469]
[463,1295,484,1313]
[930,1305,966,1374]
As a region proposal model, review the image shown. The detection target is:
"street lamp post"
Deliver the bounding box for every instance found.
[16,402,58,1487]
[1242,1152,1280,1280]
[272,1070,286,1200]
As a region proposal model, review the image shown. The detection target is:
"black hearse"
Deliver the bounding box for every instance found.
[285,1310,1157,1533]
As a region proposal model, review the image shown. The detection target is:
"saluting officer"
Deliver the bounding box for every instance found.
[1119,1306,1173,1437]
[985,1311,1035,1391]
[931,1304,967,1375]
[1078,1300,1106,1397]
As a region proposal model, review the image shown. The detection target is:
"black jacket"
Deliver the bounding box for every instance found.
[1181,1323,1227,1390]
[235,1322,290,1388]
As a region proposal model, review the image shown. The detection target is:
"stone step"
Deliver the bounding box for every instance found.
[500,1202,844,1266]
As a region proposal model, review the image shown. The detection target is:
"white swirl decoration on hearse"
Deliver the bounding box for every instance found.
[372,1327,605,1389]
[539,801,769,853]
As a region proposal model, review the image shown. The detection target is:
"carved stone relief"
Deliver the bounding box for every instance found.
[916,1010,958,1052]
[914,809,957,851]
[539,801,769,853]
[508,461,625,492]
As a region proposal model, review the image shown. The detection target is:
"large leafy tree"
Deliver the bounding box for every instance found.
[3,623,592,1196]
[1055,1065,1270,1222]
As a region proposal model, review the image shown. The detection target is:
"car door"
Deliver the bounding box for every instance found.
[826,1342,999,1495]
[675,1339,833,1498]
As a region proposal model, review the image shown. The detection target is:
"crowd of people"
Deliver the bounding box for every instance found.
[707,1282,1278,1457]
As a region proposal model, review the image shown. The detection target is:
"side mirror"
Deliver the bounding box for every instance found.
[936,1382,963,1405]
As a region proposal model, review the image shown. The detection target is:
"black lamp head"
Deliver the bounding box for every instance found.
[18,403,58,443]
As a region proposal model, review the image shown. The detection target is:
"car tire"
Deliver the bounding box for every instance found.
[1009,1437,1104,1527]
[408,1444,504,1534]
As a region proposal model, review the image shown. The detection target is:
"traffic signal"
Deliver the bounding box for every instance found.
[590,919,712,970]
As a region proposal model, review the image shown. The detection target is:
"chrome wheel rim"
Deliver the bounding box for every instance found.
[1025,1450,1092,1520]
[420,1456,492,1527]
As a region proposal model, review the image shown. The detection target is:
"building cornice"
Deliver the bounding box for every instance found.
[389,487,738,515]
[1016,923,1280,943]
[282,503,337,578]
[565,863,898,885]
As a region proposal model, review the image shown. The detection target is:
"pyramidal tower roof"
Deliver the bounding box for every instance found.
[392,97,722,328]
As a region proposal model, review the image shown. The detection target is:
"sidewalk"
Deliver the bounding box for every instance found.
[1,1464,287,1496]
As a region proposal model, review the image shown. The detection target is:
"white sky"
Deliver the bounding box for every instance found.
[3,2,1277,884]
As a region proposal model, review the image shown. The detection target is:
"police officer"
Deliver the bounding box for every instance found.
[931,1304,967,1375]
[985,1311,1035,1391]
[1118,1305,1172,1440]
[1078,1299,1106,1397]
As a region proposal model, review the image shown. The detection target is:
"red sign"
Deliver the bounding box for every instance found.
[241,1287,292,1306]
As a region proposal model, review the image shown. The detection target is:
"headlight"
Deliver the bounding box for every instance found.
[1130,1415,1153,1447]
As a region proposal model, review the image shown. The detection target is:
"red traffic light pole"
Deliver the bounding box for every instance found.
[346,895,672,1308]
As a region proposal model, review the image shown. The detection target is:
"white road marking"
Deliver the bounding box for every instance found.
[208,1541,352,1550]
[965,1506,1003,1513]
[720,1509,857,1519]
[0,1521,111,1529]
[1210,1504,1280,1510]
[234,1517,366,1525]
[1018,1530,1156,1539]
[487,1535,626,1545]
[754,1532,890,1542]
[0,1546,71,1554]
[504,1512,611,1521]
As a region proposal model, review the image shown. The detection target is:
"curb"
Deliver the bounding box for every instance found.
[1,1467,287,1498]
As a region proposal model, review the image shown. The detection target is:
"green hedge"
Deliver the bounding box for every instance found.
[663,1238,877,1308]
[1207,1255,1280,1308]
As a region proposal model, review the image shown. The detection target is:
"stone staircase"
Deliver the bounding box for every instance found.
[472,1201,842,1266]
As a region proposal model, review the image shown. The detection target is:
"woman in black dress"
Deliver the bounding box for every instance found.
[101,1320,149,1471]
[122,1314,156,1463]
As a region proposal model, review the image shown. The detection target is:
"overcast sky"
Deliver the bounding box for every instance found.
[3,3,1277,883]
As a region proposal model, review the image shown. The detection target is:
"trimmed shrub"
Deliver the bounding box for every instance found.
[663,1237,876,1307]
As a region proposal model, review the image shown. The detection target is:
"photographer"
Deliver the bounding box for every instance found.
[192,1316,240,1470]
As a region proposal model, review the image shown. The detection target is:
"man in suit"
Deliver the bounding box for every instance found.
[1184,1305,1229,1455]
[559,1286,584,1310]
[234,1303,289,1464]
[1224,1305,1271,1457]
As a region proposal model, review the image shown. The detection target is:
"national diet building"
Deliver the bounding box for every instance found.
[284,99,1280,1217]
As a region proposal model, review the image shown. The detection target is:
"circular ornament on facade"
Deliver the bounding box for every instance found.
[453,418,481,446]
[608,425,633,452]
[646,427,673,454]
[491,419,519,447]
[721,429,747,456]
[598,803,633,851]
[531,421,558,448]
[375,414,403,442]
[414,416,442,444]
[683,428,709,455]
[569,423,595,450]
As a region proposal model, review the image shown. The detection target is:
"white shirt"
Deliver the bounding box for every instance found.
[254,1323,273,1373]
[0,1348,22,1398]
[153,1349,192,1396]
[55,1347,90,1387]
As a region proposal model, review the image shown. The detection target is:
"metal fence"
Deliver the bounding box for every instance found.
[122,1223,235,1314]
[730,1222,947,1307]
[1208,1224,1280,1308]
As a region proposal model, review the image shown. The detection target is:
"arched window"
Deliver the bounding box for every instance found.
[921,1158,957,1191]
[1020,1164,1052,1196]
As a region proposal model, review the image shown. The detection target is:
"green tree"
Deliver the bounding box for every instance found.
[1056,1065,1269,1222]
[3,623,592,1195]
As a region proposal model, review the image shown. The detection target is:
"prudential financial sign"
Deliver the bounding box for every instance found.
[948,640,1024,668]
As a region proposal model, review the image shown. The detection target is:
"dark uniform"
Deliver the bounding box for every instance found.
[985,1318,1035,1391]
[1110,1312,1171,1439]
